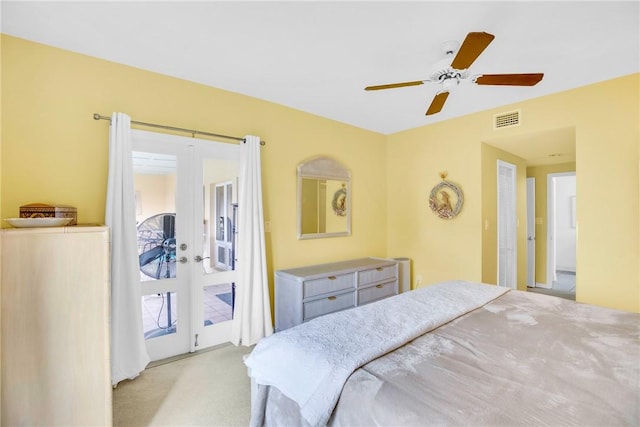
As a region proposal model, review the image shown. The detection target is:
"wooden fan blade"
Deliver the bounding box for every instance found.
[426,92,450,116]
[365,81,424,91]
[450,32,495,70]
[475,73,544,86]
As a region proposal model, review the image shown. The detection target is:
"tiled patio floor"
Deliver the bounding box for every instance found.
[141,283,233,339]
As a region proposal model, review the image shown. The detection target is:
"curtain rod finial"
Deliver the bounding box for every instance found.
[93,113,101,120]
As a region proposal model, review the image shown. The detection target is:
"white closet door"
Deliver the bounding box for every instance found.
[497,160,517,288]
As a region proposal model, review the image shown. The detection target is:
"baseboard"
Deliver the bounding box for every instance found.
[557,269,576,275]
[532,282,552,289]
[147,342,235,369]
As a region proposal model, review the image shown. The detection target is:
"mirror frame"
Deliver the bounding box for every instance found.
[297,156,351,239]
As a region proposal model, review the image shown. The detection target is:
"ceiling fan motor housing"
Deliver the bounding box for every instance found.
[429,66,468,89]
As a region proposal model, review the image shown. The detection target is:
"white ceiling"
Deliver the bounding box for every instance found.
[1,1,638,137]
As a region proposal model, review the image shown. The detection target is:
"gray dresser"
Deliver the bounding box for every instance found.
[275,257,398,331]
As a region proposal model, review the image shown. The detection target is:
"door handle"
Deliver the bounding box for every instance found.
[194,255,211,263]
[178,257,188,264]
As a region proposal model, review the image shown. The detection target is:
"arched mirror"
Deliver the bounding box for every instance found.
[297,156,351,239]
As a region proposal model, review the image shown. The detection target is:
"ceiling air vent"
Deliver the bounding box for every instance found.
[493,109,521,130]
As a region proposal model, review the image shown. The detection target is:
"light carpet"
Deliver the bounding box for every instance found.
[113,344,254,426]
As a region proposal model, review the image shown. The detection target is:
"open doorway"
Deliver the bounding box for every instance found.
[524,167,577,301]
[483,126,576,297]
[542,172,576,299]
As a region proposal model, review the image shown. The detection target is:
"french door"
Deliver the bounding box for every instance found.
[132,130,240,361]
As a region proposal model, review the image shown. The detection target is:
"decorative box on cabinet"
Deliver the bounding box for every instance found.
[275,257,398,331]
[1,225,111,426]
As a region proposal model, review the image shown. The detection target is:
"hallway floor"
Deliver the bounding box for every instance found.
[527,271,576,300]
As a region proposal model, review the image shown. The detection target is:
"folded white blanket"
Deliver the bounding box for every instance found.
[244,280,509,427]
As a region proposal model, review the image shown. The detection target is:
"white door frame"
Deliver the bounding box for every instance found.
[133,131,192,361]
[526,177,536,287]
[497,160,517,289]
[546,172,576,287]
[133,130,239,361]
[191,142,239,352]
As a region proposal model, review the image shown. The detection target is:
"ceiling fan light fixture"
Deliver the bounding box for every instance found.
[442,77,460,91]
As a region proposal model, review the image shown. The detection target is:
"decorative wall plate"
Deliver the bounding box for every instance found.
[4,217,72,228]
[332,187,347,216]
[429,173,463,219]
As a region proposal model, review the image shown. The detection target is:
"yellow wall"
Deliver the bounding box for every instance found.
[0,35,388,312]
[2,35,639,313]
[0,33,3,418]
[134,174,177,224]
[387,74,639,312]
[480,144,528,290]
[386,117,485,286]
[526,162,576,285]
[571,76,638,311]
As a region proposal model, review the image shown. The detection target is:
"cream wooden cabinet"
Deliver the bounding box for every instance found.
[1,226,111,426]
[275,257,398,331]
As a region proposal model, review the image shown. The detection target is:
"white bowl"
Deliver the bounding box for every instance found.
[4,218,73,228]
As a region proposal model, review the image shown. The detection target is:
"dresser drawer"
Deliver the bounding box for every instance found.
[276,258,399,331]
[303,272,355,298]
[358,265,396,286]
[358,280,397,305]
[303,291,355,321]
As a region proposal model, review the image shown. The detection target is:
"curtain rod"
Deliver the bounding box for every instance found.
[93,113,265,145]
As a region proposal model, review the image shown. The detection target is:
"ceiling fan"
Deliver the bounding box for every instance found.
[364,32,544,116]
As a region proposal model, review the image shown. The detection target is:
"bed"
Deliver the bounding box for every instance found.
[244,281,639,427]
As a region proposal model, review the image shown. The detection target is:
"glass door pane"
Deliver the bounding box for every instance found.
[132,133,191,362]
[191,143,239,351]
[133,151,179,339]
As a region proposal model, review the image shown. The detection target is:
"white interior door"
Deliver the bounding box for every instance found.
[132,130,239,361]
[526,177,536,287]
[547,174,557,286]
[497,160,517,289]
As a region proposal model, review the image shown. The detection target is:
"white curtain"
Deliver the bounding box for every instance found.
[106,112,150,386]
[231,135,273,346]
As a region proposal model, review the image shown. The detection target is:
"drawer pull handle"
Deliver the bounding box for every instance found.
[328,276,337,280]
[328,296,337,301]
[376,267,383,271]
[376,284,384,288]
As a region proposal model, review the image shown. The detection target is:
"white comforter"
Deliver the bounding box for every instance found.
[244,280,508,427]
